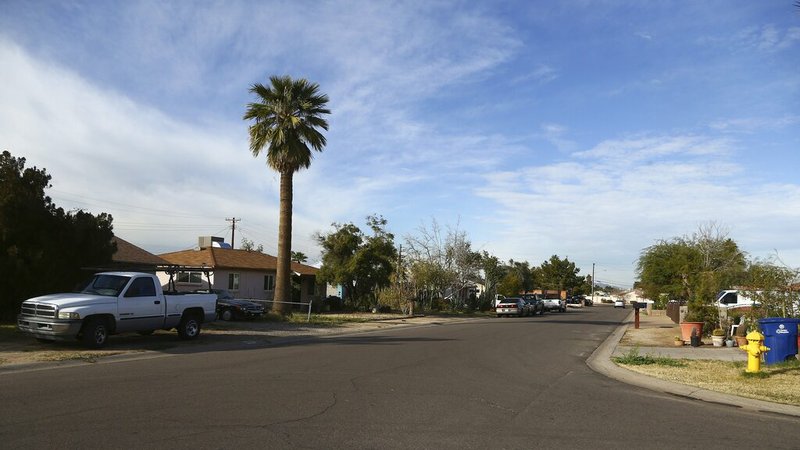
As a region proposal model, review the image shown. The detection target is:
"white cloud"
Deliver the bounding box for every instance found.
[0,0,523,260]
[3,1,798,287]
[575,135,732,164]
[511,64,559,85]
[0,39,283,251]
[709,115,800,133]
[475,134,800,286]
[540,123,577,153]
[702,24,800,54]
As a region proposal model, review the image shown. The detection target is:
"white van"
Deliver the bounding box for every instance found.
[715,290,758,309]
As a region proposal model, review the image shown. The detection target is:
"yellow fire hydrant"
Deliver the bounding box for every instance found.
[739,330,770,373]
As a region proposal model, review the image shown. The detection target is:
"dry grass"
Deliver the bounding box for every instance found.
[619,358,800,406]
[33,351,127,363]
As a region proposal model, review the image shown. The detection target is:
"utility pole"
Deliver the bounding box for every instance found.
[397,244,403,282]
[591,262,596,304]
[226,217,240,249]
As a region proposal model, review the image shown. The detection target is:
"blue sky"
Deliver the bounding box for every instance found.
[1,1,798,287]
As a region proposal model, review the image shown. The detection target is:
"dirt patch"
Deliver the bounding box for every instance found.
[619,323,680,347]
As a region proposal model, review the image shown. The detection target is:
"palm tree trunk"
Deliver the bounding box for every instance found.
[273,170,293,315]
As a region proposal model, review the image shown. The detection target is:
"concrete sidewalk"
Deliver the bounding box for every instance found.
[613,310,747,362]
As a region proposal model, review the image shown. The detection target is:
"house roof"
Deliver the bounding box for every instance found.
[158,247,318,276]
[112,236,168,266]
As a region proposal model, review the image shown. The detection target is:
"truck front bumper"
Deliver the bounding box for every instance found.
[17,316,83,341]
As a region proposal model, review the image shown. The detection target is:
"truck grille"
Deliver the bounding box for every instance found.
[20,302,56,318]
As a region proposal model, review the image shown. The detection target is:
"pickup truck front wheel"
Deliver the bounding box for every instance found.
[81,318,109,348]
[178,314,201,340]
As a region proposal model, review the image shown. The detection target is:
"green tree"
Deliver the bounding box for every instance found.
[240,237,264,252]
[742,258,800,319]
[637,223,746,328]
[508,259,535,293]
[538,255,584,292]
[316,216,397,310]
[479,251,504,309]
[244,75,330,314]
[637,238,698,303]
[0,151,115,320]
[497,271,523,297]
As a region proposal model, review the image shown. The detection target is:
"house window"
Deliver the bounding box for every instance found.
[177,271,203,284]
[228,273,240,291]
[264,274,275,291]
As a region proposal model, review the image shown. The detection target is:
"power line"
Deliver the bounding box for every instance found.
[49,189,216,220]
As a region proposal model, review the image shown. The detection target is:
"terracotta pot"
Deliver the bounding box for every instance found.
[734,336,748,347]
[680,322,704,341]
[673,339,684,347]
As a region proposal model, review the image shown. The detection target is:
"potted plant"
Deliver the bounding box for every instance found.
[734,321,748,347]
[711,328,725,347]
[673,335,684,347]
[680,307,708,342]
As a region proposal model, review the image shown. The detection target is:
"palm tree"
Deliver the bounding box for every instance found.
[244,75,330,314]
[291,251,308,263]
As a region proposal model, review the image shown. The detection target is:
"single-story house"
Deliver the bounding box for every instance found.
[98,236,169,273]
[622,289,651,305]
[525,289,568,300]
[157,236,321,306]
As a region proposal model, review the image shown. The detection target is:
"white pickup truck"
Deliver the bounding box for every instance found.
[715,290,759,310]
[17,272,217,348]
[542,297,567,313]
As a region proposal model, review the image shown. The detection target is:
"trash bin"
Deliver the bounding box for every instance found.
[758,317,800,365]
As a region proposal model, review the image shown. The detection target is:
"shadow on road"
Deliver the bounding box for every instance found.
[1,323,457,369]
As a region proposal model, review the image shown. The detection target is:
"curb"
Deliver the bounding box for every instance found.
[586,311,800,418]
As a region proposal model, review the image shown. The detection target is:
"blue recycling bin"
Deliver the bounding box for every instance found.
[758,317,800,365]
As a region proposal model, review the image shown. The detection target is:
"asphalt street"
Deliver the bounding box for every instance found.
[1,307,797,449]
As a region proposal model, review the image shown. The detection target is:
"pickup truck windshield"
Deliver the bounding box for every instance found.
[79,275,131,297]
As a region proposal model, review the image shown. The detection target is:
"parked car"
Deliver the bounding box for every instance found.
[566,296,583,308]
[583,296,593,306]
[543,297,567,313]
[496,297,525,317]
[613,299,625,308]
[207,289,265,320]
[324,295,344,311]
[521,294,545,316]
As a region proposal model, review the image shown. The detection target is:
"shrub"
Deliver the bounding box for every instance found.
[613,348,686,367]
